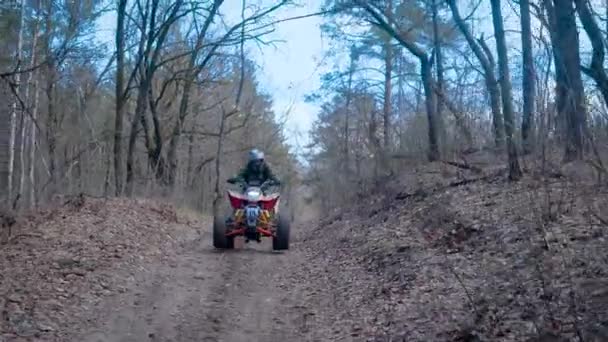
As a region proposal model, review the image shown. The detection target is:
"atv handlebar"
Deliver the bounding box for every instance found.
[226,178,281,191]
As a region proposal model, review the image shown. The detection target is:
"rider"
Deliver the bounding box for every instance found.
[228,149,281,189]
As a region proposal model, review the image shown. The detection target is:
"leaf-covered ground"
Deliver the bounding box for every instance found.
[285,158,608,341]
[0,196,201,341]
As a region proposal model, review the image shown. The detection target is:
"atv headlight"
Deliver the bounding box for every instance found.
[246,189,261,201]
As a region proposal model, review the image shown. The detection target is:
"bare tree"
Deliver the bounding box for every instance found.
[447,0,504,149]
[343,48,356,177]
[575,0,608,109]
[43,0,58,197]
[167,0,224,189]
[382,1,393,150]
[520,0,536,154]
[125,0,186,196]
[356,0,441,161]
[543,0,587,161]
[114,0,127,196]
[431,0,445,146]
[18,19,40,209]
[490,0,522,180]
[8,0,25,204]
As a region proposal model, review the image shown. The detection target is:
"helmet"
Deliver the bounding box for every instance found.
[249,149,264,162]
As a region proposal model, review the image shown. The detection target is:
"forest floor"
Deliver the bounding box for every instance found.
[1,153,608,342]
[0,196,309,342]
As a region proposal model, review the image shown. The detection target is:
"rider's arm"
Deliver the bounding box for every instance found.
[264,165,280,185]
[228,167,248,183]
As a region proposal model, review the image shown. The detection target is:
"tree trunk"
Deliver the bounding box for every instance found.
[125,77,152,196]
[29,68,40,208]
[147,87,165,181]
[186,132,194,187]
[369,106,382,179]
[431,0,446,147]
[520,0,536,154]
[8,0,25,204]
[447,0,504,149]
[44,1,57,198]
[575,0,608,109]
[167,76,194,187]
[421,59,440,161]
[114,0,127,195]
[490,0,522,180]
[541,0,565,138]
[212,111,227,216]
[19,23,39,209]
[46,72,57,197]
[383,41,392,150]
[382,0,393,150]
[18,106,28,209]
[547,0,587,161]
[343,51,355,176]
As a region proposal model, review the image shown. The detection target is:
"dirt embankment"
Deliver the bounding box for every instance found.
[0,196,200,341]
[290,160,608,341]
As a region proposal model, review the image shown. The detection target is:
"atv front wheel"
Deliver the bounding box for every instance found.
[272,215,290,250]
[213,216,234,249]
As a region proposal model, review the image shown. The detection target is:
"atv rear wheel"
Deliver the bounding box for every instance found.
[213,216,234,249]
[272,215,290,250]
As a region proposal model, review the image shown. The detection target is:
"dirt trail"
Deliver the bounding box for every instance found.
[77,236,307,342]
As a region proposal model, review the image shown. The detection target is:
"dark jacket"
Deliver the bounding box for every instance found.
[233,161,280,186]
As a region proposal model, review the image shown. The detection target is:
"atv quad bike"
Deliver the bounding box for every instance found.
[213,179,290,251]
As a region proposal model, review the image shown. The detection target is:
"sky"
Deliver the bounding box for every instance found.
[218,0,329,154]
[97,0,328,156]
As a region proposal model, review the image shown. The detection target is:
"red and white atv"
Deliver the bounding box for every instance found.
[213,180,290,251]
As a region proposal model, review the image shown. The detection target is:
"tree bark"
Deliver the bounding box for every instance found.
[447,0,504,149]
[8,0,25,204]
[186,131,194,187]
[520,0,536,154]
[431,0,445,147]
[383,40,392,150]
[212,110,227,216]
[30,68,40,209]
[125,77,152,196]
[490,0,522,180]
[343,51,355,175]
[545,0,587,161]
[421,59,440,161]
[575,0,608,109]
[114,0,127,195]
[19,21,39,209]
[382,0,393,150]
[45,1,57,197]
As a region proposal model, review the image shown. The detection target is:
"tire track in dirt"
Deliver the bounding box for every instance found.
[79,238,227,342]
[210,239,305,342]
[78,234,308,342]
